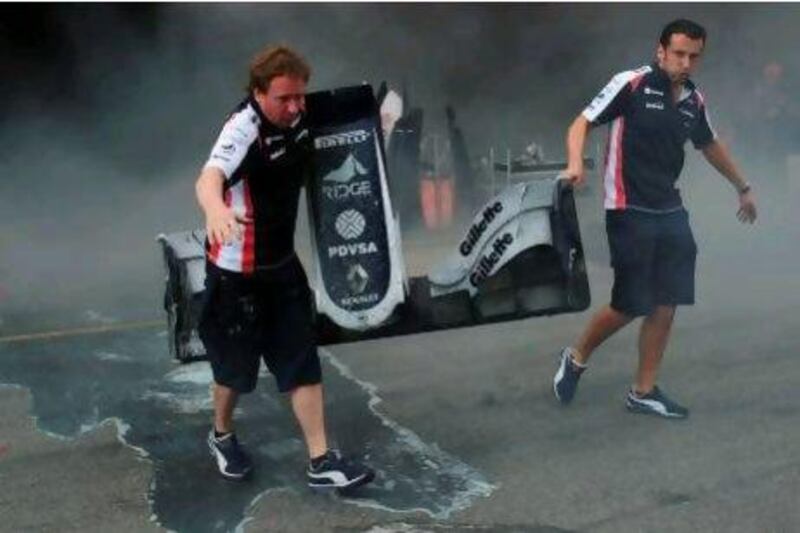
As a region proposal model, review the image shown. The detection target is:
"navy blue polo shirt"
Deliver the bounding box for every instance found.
[583,63,716,212]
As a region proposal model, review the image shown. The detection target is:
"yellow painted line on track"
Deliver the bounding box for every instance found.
[0,320,163,344]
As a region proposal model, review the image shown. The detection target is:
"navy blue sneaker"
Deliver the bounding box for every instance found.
[307,449,375,490]
[553,347,587,404]
[625,386,689,419]
[208,430,253,480]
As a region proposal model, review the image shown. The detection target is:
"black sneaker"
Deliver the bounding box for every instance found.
[208,430,253,480]
[625,386,689,419]
[553,347,586,404]
[307,449,375,490]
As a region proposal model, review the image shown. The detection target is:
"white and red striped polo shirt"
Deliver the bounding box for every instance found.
[203,97,310,273]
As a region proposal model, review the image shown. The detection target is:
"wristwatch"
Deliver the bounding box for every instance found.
[738,182,751,195]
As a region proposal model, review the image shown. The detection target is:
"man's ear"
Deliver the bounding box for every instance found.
[656,44,666,64]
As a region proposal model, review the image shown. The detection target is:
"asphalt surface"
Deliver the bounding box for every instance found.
[1,180,798,533]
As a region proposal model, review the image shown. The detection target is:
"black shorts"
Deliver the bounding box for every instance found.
[198,256,321,394]
[606,209,697,317]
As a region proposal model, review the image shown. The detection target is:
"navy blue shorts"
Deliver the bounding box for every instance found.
[606,209,697,317]
[198,256,321,394]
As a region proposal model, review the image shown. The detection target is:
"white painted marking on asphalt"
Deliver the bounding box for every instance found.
[317,348,497,519]
[234,487,293,533]
[164,363,213,385]
[141,390,213,414]
[0,384,74,442]
[95,350,134,362]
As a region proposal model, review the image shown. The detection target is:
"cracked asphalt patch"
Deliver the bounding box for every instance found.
[0,327,495,532]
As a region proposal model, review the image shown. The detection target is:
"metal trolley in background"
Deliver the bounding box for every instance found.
[478,142,602,201]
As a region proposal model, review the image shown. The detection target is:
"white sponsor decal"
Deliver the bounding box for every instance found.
[468,233,514,287]
[335,209,366,240]
[328,241,378,258]
[324,181,372,200]
[460,202,503,256]
[324,154,368,183]
[646,102,664,110]
[679,109,695,118]
[322,154,373,200]
[315,129,370,149]
[644,86,665,96]
[340,293,380,306]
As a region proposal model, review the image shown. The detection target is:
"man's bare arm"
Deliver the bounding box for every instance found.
[563,115,592,186]
[701,139,757,223]
[195,166,252,246]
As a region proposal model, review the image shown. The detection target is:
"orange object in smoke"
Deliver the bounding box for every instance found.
[439,178,454,227]
[421,178,438,229]
[420,176,455,229]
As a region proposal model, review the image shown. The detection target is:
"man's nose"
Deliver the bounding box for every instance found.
[288,97,305,115]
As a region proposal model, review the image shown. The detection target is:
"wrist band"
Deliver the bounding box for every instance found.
[738,183,751,195]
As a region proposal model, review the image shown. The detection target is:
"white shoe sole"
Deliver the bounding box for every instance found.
[208,441,252,480]
[308,470,374,490]
[625,398,688,419]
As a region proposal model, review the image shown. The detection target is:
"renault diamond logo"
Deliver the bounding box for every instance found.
[346,264,369,294]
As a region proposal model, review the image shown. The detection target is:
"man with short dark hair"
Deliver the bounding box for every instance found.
[195,45,374,487]
[552,19,757,418]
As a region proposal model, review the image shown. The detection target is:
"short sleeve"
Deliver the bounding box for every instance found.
[204,105,260,178]
[691,95,716,149]
[582,71,636,125]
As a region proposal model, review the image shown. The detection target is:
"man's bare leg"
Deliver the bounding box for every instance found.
[634,305,675,394]
[573,304,634,364]
[209,382,253,479]
[294,382,375,487]
[213,383,239,434]
[290,383,328,459]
